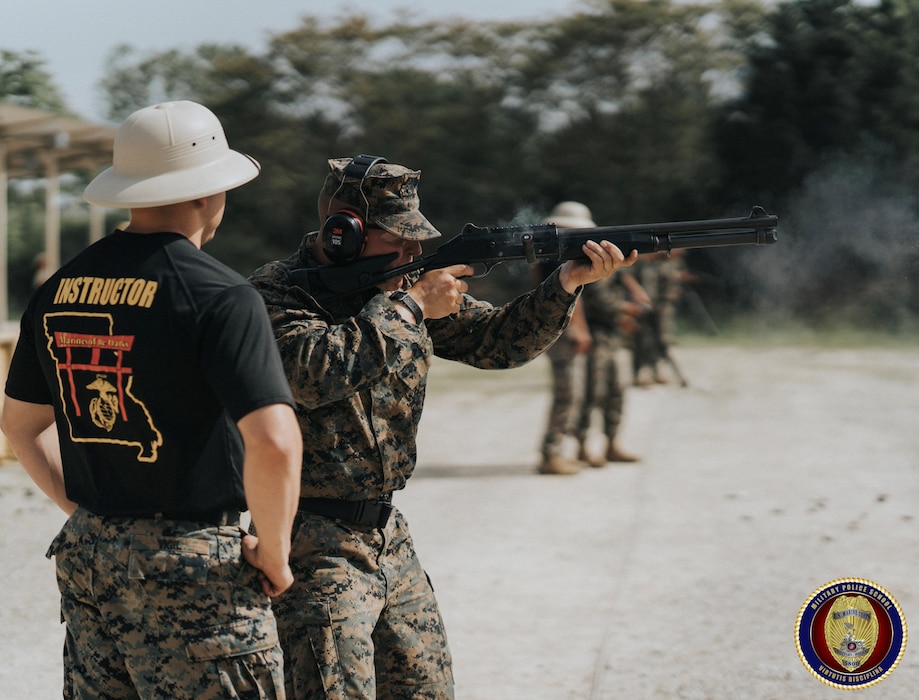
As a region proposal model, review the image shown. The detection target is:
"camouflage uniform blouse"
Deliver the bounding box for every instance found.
[249,231,578,500]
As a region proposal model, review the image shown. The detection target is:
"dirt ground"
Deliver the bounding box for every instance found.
[2,341,918,699]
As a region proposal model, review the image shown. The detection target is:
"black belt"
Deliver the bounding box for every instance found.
[103,511,240,526]
[297,495,393,528]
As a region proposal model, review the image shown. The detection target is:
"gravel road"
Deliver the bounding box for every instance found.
[2,343,917,699]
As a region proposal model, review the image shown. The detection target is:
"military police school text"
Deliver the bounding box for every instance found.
[52,277,158,307]
[809,582,894,611]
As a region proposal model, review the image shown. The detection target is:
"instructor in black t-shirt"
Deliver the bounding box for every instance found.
[1,100,302,699]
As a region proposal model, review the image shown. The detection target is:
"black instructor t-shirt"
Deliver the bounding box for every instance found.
[6,230,294,516]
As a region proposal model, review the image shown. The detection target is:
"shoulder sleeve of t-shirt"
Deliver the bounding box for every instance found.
[5,308,53,405]
[197,283,294,422]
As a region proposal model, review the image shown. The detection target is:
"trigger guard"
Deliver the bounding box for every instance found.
[469,262,496,278]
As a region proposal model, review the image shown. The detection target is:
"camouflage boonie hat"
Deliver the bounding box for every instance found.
[322,156,442,241]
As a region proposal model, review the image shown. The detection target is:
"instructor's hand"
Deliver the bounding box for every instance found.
[242,533,294,597]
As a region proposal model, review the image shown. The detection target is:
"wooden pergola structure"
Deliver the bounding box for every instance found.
[0,101,117,323]
[0,103,116,460]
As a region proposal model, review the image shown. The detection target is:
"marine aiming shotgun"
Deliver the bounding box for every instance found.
[290,206,778,303]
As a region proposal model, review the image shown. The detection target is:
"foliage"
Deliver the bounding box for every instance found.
[8,0,919,326]
[0,50,69,113]
[710,0,919,329]
[715,0,919,202]
[94,3,754,276]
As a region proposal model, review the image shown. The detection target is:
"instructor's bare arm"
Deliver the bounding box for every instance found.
[1,397,76,515]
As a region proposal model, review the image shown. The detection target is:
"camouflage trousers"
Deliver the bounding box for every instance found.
[46,507,285,699]
[273,506,454,699]
[577,334,624,441]
[540,336,581,458]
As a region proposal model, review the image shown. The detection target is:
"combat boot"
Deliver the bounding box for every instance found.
[538,455,582,475]
[634,369,654,387]
[577,442,607,469]
[606,441,640,463]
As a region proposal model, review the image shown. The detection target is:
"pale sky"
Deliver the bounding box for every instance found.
[3,0,580,123]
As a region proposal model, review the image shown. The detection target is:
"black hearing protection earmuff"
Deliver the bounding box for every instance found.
[320,208,369,264]
[321,154,388,264]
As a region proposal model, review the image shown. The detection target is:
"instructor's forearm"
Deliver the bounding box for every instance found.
[245,460,300,563]
[238,404,302,562]
[19,429,76,514]
[1,397,77,515]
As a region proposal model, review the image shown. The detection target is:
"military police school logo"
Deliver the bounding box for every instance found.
[795,578,907,689]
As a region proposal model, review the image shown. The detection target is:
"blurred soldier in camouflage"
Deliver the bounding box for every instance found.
[576,242,649,465]
[631,251,688,385]
[535,202,595,475]
[2,101,302,699]
[538,202,645,470]
[248,155,637,699]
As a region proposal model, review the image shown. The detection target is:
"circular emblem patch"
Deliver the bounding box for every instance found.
[795,577,907,689]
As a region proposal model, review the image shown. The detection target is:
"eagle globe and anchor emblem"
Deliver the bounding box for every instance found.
[87,373,119,432]
[795,577,907,690]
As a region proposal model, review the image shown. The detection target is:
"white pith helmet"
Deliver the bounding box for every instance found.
[543,201,596,228]
[84,100,260,208]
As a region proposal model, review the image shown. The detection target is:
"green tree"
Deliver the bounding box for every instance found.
[714,0,919,203]
[93,4,767,304]
[0,49,68,113]
[510,0,765,223]
[100,43,260,121]
[709,0,919,329]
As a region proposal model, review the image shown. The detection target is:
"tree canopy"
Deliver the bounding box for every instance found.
[7,0,919,328]
[0,49,69,113]
[100,1,761,275]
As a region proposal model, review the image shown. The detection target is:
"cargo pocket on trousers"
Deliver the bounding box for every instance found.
[127,534,212,584]
[184,617,282,697]
[281,599,345,697]
[184,617,279,661]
